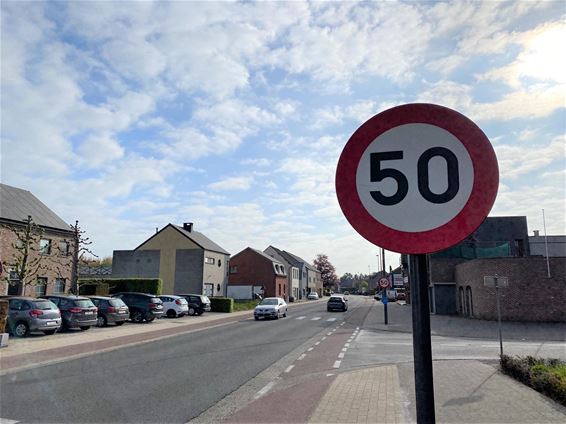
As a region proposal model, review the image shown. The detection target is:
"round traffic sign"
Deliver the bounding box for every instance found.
[336,103,498,254]
[379,277,390,288]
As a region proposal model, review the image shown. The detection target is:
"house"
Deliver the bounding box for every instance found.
[264,246,300,300]
[0,183,74,296]
[228,248,288,300]
[112,223,230,297]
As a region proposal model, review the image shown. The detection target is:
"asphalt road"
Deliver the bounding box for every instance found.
[0,298,366,423]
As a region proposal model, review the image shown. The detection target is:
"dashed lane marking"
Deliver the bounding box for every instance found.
[315,341,321,345]
[311,317,321,321]
[338,352,345,359]
[322,336,327,341]
[327,332,332,336]
[341,347,347,352]
[344,343,350,347]
[333,360,341,369]
[298,354,306,360]
[326,318,336,322]
[307,347,314,352]
[296,316,306,320]
[255,380,276,399]
[284,365,294,373]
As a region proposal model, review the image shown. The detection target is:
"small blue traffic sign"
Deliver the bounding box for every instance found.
[382,295,388,304]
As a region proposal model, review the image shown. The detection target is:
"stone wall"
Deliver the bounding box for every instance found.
[455,257,566,322]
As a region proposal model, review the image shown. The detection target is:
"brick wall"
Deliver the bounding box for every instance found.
[229,249,284,299]
[0,226,74,296]
[455,257,566,322]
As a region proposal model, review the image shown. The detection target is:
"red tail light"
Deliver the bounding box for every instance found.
[175,299,182,305]
[29,309,43,317]
[68,307,82,313]
[107,306,116,313]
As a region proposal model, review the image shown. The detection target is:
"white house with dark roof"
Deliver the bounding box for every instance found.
[0,183,74,296]
[112,222,230,296]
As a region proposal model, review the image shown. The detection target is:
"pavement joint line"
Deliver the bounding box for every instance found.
[298,353,306,360]
[284,365,294,373]
[333,360,341,368]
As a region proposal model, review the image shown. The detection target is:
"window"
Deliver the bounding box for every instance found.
[35,277,47,296]
[205,257,215,265]
[218,259,222,267]
[39,239,52,255]
[230,266,238,274]
[54,278,66,294]
[59,241,70,256]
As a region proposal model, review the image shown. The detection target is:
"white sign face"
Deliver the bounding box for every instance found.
[355,123,474,232]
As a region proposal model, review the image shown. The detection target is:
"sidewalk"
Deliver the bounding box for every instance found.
[307,360,566,423]
[366,300,566,341]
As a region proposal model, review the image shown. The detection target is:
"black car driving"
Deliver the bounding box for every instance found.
[327,295,348,312]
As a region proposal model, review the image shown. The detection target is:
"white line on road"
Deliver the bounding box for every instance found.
[315,341,321,345]
[307,347,314,352]
[255,381,276,399]
[284,365,295,373]
[344,343,350,347]
[356,326,360,330]
[333,360,341,368]
[296,316,306,320]
[326,373,334,376]
[326,318,336,322]
[341,347,347,352]
[298,354,306,360]
[311,317,321,321]
[322,336,327,341]
[338,352,345,359]
[327,332,332,336]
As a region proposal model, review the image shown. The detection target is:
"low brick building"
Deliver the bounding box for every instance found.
[228,248,288,300]
[454,257,566,322]
[0,183,74,296]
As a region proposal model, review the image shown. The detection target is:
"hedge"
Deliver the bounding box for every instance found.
[210,297,234,313]
[500,355,566,406]
[79,278,163,295]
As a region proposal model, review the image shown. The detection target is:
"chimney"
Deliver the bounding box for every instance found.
[155,227,159,234]
[533,230,540,236]
[183,222,193,232]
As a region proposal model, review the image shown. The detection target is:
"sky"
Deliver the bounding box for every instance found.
[1,1,565,276]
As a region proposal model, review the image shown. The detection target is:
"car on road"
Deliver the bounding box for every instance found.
[40,295,97,331]
[327,295,348,312]
[5,297,62,337]
[176,294,211,316]
[159,295,189,318]
[112,292,164,322]
[396,291,406,301]
[254,297,287,320]
[307,292,319,300]
[88,296,130,327]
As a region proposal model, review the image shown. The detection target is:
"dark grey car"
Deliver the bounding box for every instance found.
[6,297,62,337]
[40,295,98,330]
[88,296,130,327]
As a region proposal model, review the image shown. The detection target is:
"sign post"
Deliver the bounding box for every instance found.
[379,277,390,324]
[336,103,499,424]
[484,275,508,356]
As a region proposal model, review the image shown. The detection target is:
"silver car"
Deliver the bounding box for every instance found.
[6,297,62,337]
[254,297,287,320]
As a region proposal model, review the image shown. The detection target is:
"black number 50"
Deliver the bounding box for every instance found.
[370,147,460,206]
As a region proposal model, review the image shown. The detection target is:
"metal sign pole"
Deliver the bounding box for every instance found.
[495,275,503,357]
[409,254,435,424]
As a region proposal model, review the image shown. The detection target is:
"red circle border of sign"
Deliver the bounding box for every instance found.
[379,278,390,288]
[335,103,499,254]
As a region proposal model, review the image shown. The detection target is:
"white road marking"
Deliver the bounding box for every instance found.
[0,419,19,424]
[284,365,295,373]
[338,352,345,359]
[311,317,321,321]
[327,332,332,336]
[344,343,350,347]
[326,373,334,376]
[307,347,314,352]
[341,347,348,352]
[356,326,360,330]
[296,316,306,320]
[326,318,336,322]
[333,360,341,368]
[322,336,327,341]
[298,354,306,360]
[255,381,276,399]
[315,341,321,345]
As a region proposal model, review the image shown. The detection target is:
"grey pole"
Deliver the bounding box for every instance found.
[495,275,503,357]
[409,254,435,423]
[542,209,551,278]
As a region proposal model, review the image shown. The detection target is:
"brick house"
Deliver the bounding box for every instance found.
[112,223,230,297]
[263,246,300,300]
[0,183,74,296]
[228,248,288,300]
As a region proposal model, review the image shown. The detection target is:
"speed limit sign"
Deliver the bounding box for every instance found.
[379,277,390,288]
[336,103,498,254]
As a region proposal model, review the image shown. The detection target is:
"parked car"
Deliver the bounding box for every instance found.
[5,297,62,337]
[112,292,164,322]
[40,295,97,331]
[254,297,287,320]
[176,294,211,316]
[396,291,406,301]
[159,295,189,318]
[327,295,348,312]
[307,292,319,300]
[88,296,129,327]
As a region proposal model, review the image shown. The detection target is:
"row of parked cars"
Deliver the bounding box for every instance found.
[2,292,212,337]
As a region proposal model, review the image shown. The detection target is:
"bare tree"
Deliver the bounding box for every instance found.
[1,216,48,295]
[69,220,97,294]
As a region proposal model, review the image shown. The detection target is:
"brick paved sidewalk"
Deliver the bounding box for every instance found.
[310,360,566,423]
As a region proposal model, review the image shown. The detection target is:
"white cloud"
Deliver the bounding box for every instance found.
[78,134,124,168]
[241,158,272,167]
[208,176,254,191]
